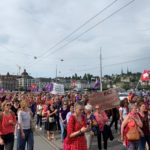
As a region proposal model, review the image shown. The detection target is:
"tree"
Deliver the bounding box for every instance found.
[74,73,78,80]
[86,74,93,82]
[83,73,87,80]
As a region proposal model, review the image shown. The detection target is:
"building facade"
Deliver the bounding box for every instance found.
[0,73,19,91]
[17,69,33,91]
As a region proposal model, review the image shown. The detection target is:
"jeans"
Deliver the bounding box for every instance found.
[139,136,150,150]
[59,120,65,142]
[17,129,34,150]
[56,116,60,130]
[1,133,14,150]
[110,117,118,131]
[36,114,42,127]
[85,132,93,150]
[128,141,140,150]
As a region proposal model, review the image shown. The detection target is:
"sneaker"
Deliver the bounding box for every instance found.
[39,127,42,130]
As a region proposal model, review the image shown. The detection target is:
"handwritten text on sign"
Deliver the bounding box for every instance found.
[89,88,120,110]
[51,83,64,95]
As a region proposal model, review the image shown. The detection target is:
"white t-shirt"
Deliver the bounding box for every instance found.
[66,112,72,123]
[37,104,43,115]
[119,107,128,119]
[18,110,31,129]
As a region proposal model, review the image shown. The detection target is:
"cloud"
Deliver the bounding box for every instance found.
[0,0,150,77]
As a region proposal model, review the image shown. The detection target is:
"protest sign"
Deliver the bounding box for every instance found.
[50,83,64,95]
[89,88,120,110]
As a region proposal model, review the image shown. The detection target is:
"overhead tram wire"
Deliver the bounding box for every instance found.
[26,0,119,67]
[27,0,136,68]
[69,55,150,73]
[0,45,34,57]
[49,0,136,55]
[38,0,118,58]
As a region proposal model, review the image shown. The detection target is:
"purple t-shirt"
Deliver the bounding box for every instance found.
[60,108,70,120]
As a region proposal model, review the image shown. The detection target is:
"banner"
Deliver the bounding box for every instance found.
[140,70,150,81]
[71,80,77,88]
[44,83,53,92]
[0,88,4,93]
[50,83,64,95]
[89,88,120,110]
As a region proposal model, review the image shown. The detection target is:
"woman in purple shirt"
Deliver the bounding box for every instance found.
[59,101,69,142]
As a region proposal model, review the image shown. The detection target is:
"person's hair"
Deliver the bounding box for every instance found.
[20,100,28,111]
[14,99,19,103]
[63,101,68,105]
[137,101,145,108]
[1,101,11,111]
[120,101,124,107]
[85,104,93,112]
[74,101,84,109]
[70,104,74,107]
[129,103,137,112]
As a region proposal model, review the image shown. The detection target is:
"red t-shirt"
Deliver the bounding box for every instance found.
[0,112,16,135]
[64,115,87,150]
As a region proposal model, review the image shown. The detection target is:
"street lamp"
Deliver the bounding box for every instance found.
[56,59,64,78]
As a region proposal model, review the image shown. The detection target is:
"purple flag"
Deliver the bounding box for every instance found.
[45,83,53,92]
[93,79,100,89]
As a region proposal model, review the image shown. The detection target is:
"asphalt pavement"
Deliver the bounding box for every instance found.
[13,128,126,150]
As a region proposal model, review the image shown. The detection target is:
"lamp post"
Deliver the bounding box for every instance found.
[55,59,64,78]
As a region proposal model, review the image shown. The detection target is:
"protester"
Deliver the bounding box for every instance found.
[121,104,143,150]
[29,98,36,118]
[64,101,89,150]
[36,100,43,130]
[109,107,119,133]
[138,101,150,150]
[17,100,34,150]
[1,89,150,150]
[119,99,128,124]
[59,101,69,142]
[66,105,74,123]
[0,101,16,150]
[53,97,61,131]
[84,104,95,150]
[11,99,20,139]
[11,99,20,117]
[94,104,110,150]
[45,104,57,140]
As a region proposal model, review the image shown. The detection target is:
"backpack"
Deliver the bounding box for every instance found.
[126,119,140,141]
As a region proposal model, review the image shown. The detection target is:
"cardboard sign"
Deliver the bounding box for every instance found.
[89,88,120,110]
[50,83,64,95]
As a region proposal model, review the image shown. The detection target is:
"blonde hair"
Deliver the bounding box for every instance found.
[20,100,28,111]
[74,101,84,109]
[1,101,9,111]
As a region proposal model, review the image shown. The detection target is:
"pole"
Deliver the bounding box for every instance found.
[135,80,140,90]
[99,48,103,92]
[56,65,57,78]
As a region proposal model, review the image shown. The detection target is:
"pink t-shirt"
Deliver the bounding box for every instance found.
[94,111,108,131]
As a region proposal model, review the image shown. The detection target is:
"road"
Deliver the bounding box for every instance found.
[14,132,58,150]
[13,130,126,150]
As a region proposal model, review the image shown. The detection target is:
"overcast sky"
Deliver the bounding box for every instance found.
[0,0,150,78]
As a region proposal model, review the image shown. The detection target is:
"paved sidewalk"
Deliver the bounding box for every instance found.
[35,128,126,150]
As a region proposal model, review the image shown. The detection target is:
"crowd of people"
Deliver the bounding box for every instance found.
[0,90,150,150]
